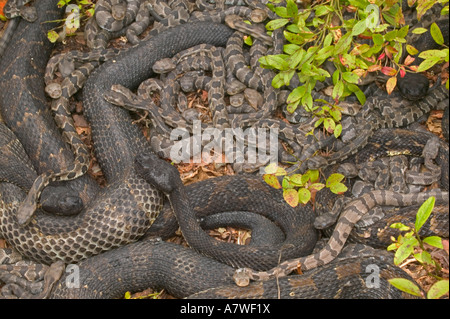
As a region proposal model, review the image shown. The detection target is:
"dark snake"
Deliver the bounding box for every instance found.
[0,0,448,300]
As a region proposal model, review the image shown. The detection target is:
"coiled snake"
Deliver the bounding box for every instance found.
[0,0,449,299]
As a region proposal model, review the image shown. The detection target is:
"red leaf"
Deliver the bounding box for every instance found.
[385,45,398,54]
[399,68,406,78]
[378,52,386,61]
[368,64,382,72]
[339,55,348,67]
[403,55,415,66]
[283,188,299,207]
[381,66,397,76]
[358,34,372,40]
[385,47,393,60]
[386,76,397,95]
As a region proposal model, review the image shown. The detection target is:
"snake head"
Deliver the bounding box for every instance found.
[233,268,251,287]
[397,73,429,101]
[40,186,83,216]
[135,152,181,194]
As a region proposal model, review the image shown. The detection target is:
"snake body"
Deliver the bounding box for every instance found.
[0,0,99,221]
[1,0,449,299]
[135,152,318,271]
[46,242,416,299]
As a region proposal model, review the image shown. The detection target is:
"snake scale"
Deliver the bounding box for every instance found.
[0,0,449,299]
[0,0,99,221]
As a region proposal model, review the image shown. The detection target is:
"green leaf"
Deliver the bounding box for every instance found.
[57,0,71,7]
[301,94,313,110]
[264,162,279,174]
[288,49,305,69]
[427,280,449,299]
[314,118,324,128]
[342,72,360,84]
[244,35,253,46]
[332,80,345,100]
[323,33,333,47]
[329,183,348,194]
[326,173,345,186]
[334,32,352,55]
[413,251,433,265]
[286,0,298,17]
[372,34,384,45]
[47,30,60,43]
[274,6,290,18]
[329,108,341,122]
[284,44,301,55]
[332,69,340,85]
[266,18,290,31]
[387,243,399,251]
[384,30,397,41]
[287,86,306,103]
[352,19,367,36]
[264,55,290,71]
[411,27,428,34]
[416,57,442,72]
[347,84,366,104]
[394,237,418,265]
[423,236,443,249]
[315,45,334,62]
[418,49,448,59]
[297,187,311,204]
[286,101,300,114]
[304,169,319,183]
[390,223,411,231]
[272,73,286,88]
[289,174,304,186]
[323,118,335,133]
[396,25,409,39]
[263,174,282,189]
[283,31,303,45]
[334,123,342,138]
[388,278,422,297]
[301,172,311,185]
[406,44,419,55]
[282,176,293,189]
[309,183,325,191]
[415,196,435,233]
[315,5,333,16]
[416,0,437,20]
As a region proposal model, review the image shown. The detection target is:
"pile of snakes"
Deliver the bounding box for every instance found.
[0,0,448,299]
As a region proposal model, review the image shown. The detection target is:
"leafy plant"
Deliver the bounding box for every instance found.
[263,162,347,207]
[47,0,95,43]
[124,290,163,299]
[261,0,449,205]
[308,98,343,137]
[259,0,448,109]
[387,196,449,299]
[409,21,449,89]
